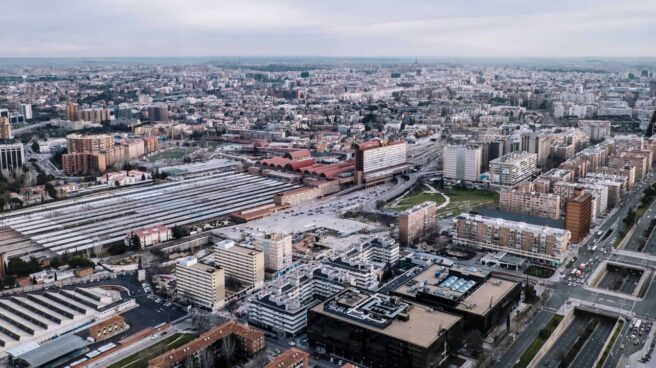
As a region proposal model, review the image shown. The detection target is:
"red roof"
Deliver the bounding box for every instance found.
[284,149,311,160]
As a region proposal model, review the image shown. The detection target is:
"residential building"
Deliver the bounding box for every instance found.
[0,116,12,139]
[520,132,550,167]
[125,225,172,248]
[148,105,169,122]
[565,188,593,243]
[499,188,561,219]
[66,102,79,121]
[214,240,265,289]
[578,120,611,141]
[254,232,293,272]
[452,213,571,265]
[62,152,107,175]
[489,152,538,186]
[266,348,309,368]
[399,201,437,245]
[443,144,482,182]
[66,133,114,153]
[175,256,225,310]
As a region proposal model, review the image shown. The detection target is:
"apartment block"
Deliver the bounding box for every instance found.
[499,189,561,219]
[489,152,538,186]
[175,256,225,310]
[565,188,593,243]
[254,232,293,272]
[578,120,611,141]
[399,201,437,245]
[443,144,482,182]
[214,240,265,289]
[452,213,571,265]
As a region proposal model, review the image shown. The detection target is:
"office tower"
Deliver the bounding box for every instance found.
[66,102,79,121]
[354,140,408,184]
[565,188,592,243]
[308,288,464,368]
[19,104,32,120]
[452,213,571,265]
[0,117,12,140]
[443,144,482,182]
[148,105,169,122]
[0,143,25,171]
[214,240,265,289]
[489,152,538,186]
[254,233,293,272]
[175,256,225,310]
[399,201,437,245]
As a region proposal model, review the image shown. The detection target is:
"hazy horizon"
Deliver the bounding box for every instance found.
[2,0,655,59]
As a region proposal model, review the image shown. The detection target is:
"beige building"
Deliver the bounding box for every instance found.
[214,240,265,289]
[175,256,225,310]
[499,188,561,219]
[443,144,482,182]
[399,201,437,245]
[254,233,293,272]
[0,116,12,140]
[608,153,649,181]
[452,213,571,265]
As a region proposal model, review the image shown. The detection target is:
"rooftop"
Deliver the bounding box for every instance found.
[311,288,460,348]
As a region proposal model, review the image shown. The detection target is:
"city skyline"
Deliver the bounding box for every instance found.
[2,0,656,58]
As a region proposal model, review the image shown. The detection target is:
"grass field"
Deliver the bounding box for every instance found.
[148,147,197,163]
[435,188,499,218]
[514,314,564,368]
[390,186,498,217]
[108,333,195,368]
[391,185,447,211]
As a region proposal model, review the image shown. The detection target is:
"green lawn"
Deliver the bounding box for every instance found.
[108,333,195,368]
[392,185,447,211]
[391,186,498,215]
[435,188,499,218]
[148,148,197,163]
[514,314,564,368]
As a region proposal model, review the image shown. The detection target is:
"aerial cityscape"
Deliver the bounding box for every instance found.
[0,1,656,368]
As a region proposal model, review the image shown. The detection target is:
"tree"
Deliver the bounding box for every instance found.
[45,182,57,199]
[172,225,189,239]
[31,140,40,153]
[221,334,237,368]
[465,329,484,355]
[129,234,141,250]
[375,200,386,210]
[198,347,215,368]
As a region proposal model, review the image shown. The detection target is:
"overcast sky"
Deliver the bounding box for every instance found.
[2,0,655,58]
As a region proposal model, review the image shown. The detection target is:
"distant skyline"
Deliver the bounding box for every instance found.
[2,0,656,58]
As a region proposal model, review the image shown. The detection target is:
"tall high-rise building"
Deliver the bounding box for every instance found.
[443,144,482,182]
[175,256,225,310]
[66,102,79,121]
[399,201,437,245]
[18,104,32,120]
[148,105,169,122]
[354,140,408,184]
[0,116,12,140]
[565,188,592,243]
[254,233,293,272]
[214,240,265,289]
[520,132,550,167]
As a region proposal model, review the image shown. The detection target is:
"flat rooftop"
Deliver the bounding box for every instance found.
[311,288,460,348]
[393,264,517,316]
